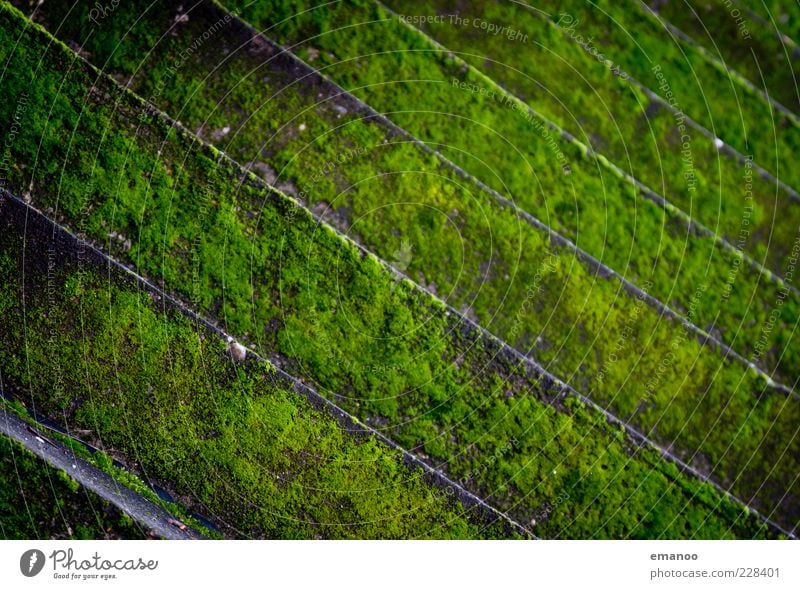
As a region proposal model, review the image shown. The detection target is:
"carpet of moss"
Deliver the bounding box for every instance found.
[5,2,799,528]
[648,0,799,113]
[217,0,800,389]
[527,0,800,188]
[0,2,783,537]
[736,0,800,44]
[0,235,512,539]
[382,0,800,276]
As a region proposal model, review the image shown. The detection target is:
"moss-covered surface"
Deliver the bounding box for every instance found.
[382,0,800,278]
[214,0,800,387]
[0,199,780,538]
[526,0,800,189]
[2,397,219,539]
[78,0,797,525]
[0,433,147,539]
[649,0,799,114]
[6,0,795,512]
[0,2,791,536]
[736,0,800,44]
[0,210,514,540]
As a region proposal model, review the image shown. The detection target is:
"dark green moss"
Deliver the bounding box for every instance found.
[736,0,800,44]
[649,0,799,113]
[0,2,786,537]
[0,433,147,539]
[0,232,511,539]
[381,0,800,279]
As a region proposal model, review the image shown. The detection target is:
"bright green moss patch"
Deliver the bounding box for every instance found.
[0,2,789,537]
[529,0,800,188]
[382,0,800,279]
[216,0,800,387]
[0,236,510,540]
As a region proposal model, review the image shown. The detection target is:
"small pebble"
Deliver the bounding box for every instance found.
[228,340,247,362]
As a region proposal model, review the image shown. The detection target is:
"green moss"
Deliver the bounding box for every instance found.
[0,2,785,537]
[526,0,800,186]
[197,0,797,528]
[650,0,799,113]
[736,0,800,45]
[0,248,509,539]
[211,0,800,387]
[3,3,795,524]
[20,419,221,539]
[0,433,147,539]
